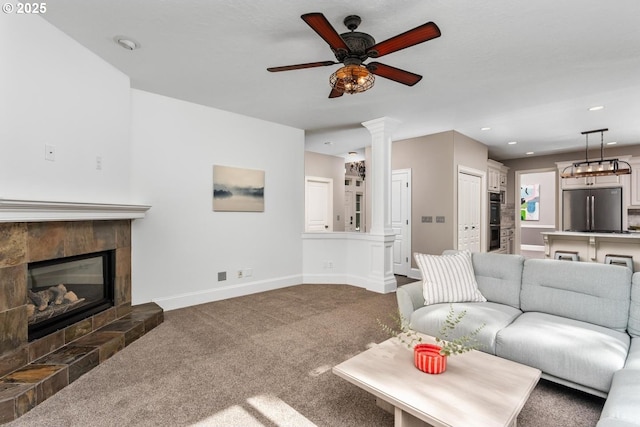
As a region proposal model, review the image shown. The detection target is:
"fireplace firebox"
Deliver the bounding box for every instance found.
[27,250,115,341]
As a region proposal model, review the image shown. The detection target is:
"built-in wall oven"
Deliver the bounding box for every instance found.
[489,192,501,251]
[489,226,501,251]
[489,192,501,226]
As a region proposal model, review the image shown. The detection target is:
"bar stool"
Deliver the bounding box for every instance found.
[604,254,634,272]
[554,251,579,261]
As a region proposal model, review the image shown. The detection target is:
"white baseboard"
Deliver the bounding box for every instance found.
[153,274,303,311]
[303,273,397,293]
[521,244,545,252]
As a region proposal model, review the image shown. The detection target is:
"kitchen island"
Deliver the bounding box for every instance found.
[541,231,640,271]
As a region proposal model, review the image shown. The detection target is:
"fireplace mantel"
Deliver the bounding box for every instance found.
[0,199,151,222]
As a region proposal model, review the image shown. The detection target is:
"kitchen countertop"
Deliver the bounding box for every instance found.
[541,231,640,239]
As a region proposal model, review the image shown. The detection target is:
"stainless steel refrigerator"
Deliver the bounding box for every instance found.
[562,187,623,232]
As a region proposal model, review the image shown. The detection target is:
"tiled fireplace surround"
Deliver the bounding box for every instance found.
[0,217,163,423]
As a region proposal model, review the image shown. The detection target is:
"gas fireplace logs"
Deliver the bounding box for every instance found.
[27,284,84,323]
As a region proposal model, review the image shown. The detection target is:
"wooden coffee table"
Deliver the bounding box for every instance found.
[333,334,541,427]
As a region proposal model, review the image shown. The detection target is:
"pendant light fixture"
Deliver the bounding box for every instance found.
[560,128,631,179]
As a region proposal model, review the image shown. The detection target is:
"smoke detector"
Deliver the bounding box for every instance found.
[114,36,139,51]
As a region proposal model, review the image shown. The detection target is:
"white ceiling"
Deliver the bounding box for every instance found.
[39,0,640,160]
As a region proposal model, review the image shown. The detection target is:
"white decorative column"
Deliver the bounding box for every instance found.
[361,117,401,293]
[362,117,401,235]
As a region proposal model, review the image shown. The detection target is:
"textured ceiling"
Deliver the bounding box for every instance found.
[39,0,640,160]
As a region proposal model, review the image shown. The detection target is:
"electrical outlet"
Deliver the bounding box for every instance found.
[436,216,445,223]
[96,156,102,170]
[45,144,55,161]
[244,268,253,277]
[422,216,433,223]
[237,270,243,279]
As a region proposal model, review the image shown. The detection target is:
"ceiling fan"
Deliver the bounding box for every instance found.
[267,13,441,98]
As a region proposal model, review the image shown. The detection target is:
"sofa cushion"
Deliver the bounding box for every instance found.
[629,273,640,337]
[471,252,524,309]
[597,369,640,427]
[521,259,631,332]
[415,250,486,305]
[410,302,522,355]
[624,337,640,370]
[442,251,524,309]
[496,312,630,393]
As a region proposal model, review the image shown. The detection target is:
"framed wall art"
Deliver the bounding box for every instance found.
[520,184,540,221]
[213,165,264,212]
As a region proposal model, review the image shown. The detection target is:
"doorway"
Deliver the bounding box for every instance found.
[344,176,365,232]
[515,169,556,258]
[305,176,333,232]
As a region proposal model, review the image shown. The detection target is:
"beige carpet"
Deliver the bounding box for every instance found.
[8,284,604,426]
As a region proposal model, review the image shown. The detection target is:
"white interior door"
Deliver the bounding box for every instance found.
[458,172,482,252]
[305,176,333,232]
[392,169,411,275]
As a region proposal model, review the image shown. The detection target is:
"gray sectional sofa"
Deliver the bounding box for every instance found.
[396,252,640,427]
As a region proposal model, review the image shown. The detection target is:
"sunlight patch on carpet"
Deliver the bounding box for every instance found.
[309,364,331,377]
[189,395,317,427]
[247,395,317,426]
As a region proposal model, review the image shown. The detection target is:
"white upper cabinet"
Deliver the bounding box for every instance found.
[487,159,505,193]
[629,158,640,206]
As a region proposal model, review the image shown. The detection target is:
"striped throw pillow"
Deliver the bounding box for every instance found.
[415,250,486,305]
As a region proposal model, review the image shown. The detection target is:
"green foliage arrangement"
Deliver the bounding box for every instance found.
[435,305,485,356]
[377,311,423,348]
[378,304,485,357]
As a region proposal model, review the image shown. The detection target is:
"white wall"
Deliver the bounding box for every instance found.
[130,90,305,309]
[0,14,132,203]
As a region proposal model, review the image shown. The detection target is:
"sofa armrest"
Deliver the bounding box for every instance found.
[396,281,424,322]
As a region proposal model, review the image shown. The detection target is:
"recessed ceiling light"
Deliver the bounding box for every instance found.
[588,105,604,111]
[481,127,491,131]
[507,141,518,145]
[607,141,618,145]
[114,36,139,50]
[526,151,534,155]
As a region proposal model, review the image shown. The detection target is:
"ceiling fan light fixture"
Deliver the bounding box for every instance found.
[329,65,375,95]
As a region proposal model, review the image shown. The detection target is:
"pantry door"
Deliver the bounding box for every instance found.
[457,171,482,252]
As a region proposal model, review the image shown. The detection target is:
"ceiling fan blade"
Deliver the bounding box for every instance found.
[301,13,350,52]
[367,62,422,86]
[367,22,441,58]
[267,61,337,72]
[329,87,344,98]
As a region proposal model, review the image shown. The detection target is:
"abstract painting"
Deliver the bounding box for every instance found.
[213,165,264,212]
[520,184,540,221]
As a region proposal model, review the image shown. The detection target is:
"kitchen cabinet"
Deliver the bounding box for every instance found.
[487,159,506,193]
[500,227,514,254]
[488,167,500,192]
[629,157,640,206]
[499,172,507,190]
